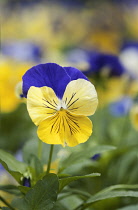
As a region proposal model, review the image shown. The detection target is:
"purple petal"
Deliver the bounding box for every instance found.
[22,63,71,98]
[64,66,88,81]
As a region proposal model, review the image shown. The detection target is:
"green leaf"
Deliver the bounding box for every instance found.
[1,208,11,210]
[59,145,116,172]
[97,184,138,194]
[0,149,28,183]
[29,154,43,176]
[28,154,44,183]
[12,173,59,210]
[0,185,21,195]
[12,197,29,210]
[51,202,68,210]
[23,139,61,165]
[117,204,138,210]
[59,173,100,192]
[60,194,83,210]
[84,190,138,209]
[18,186,31,194]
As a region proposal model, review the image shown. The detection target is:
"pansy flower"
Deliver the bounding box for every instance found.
[22,63,98,147]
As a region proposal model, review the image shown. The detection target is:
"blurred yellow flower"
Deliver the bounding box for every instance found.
[43,160,59,174]
[128,80,138,97]
[96,76,128,107]
[130,104,138,131]
[0,59,32,113]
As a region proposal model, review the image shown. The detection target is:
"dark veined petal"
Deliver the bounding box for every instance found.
[64,66,88,81]
[22,63,71,98]
[37,110,92,147]
[27,86,59,126]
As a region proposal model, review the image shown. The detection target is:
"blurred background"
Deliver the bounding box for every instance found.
[1,0,138,209]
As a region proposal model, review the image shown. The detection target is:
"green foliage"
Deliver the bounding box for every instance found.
[0,185,21,196]
[12,174,59,210]
[0,104,35,152]
[83,191,138,209]
[23,139,61,165]
[118,204,138,210]
[59,144,116,173]
[0,149,28,183]
[58,173,101,192]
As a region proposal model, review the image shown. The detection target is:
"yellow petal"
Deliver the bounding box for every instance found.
[27,86,59,125]
[64,112,93,147]
[37,112,64,145]
[37,110,92,147]
[63,79,98,116]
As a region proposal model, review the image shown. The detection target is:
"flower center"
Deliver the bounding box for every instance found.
[56,99,67,111]
[60,107,64,111]
[58,107,66,116]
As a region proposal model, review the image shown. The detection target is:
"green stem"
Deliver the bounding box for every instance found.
[38,139,42,160]
[0,196,15,210]
[46,145,54,174]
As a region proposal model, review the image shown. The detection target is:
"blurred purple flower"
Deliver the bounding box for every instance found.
[2,41,42,62]
[86,52,126,77]
[109,97,133,117]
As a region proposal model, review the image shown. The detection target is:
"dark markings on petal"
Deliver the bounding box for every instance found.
[43,103,56,110]
[62,117,66,132]
[65,97,67,104]
[67,98,79,108]
[66,93,76,106]
[67,112,80,129]
[57,117,61,133]
[42,99,57,108]
[53,99,58,106]
[64,115,73,135]
[68,107,79,111]
[64,113,80,135]
[50,114,59,133]
[50,110,80,136]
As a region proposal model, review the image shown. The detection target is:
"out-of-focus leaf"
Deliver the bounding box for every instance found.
[12,197,29,210]
[51,202,68,210]
[117,204,138,210]
[0,149,28,183]
[60,194,83,210]
[0,185,21,195]
[12,173,59,210]
[84,190,138,209]
[0,104,35,152]
[18,186,31,194]
[59,173,100,192]
[23,139,61,165]
[59,145,116,172]
[28,154,44,182]
[98,184,138,194]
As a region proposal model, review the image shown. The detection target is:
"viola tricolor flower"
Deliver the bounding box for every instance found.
[22,63,98,147]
